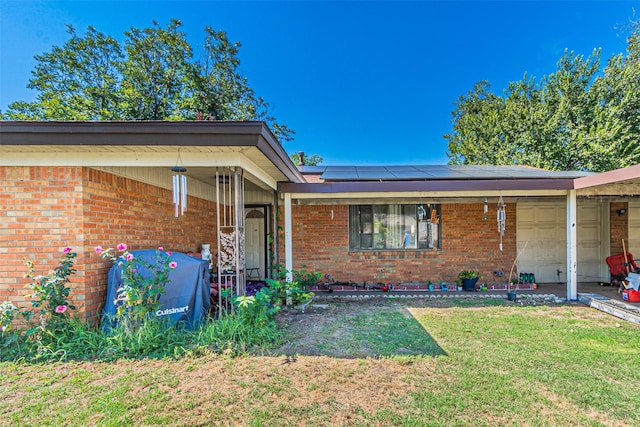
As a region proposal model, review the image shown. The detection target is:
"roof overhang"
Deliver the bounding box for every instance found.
[0,121,305,190]
[279,178,575,202]
[281,165,640,202]
[574,164,640,197]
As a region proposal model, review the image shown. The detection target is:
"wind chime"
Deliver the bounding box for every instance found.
[417,204,427,221]
[497,195,506,251]
[171,150,187,217]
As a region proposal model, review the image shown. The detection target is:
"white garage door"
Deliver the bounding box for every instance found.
[516,200,604,283]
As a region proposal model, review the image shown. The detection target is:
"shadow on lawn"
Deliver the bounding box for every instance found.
[269,300,447,359]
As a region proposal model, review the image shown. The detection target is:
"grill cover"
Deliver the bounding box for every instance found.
[103,250,210,329]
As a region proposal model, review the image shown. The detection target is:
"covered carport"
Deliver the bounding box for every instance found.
[569,164,640,301]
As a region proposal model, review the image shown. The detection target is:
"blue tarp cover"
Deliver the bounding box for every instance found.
[103,250,210,329]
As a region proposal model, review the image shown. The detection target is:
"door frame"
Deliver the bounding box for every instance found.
[245,204,270,281]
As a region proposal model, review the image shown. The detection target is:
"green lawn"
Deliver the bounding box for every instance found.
[1,302,638,426]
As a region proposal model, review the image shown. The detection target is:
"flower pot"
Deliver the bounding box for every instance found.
[507,291,517,301]
[428,284,434,292]
[456,286,463,292]
[461,277,479,291]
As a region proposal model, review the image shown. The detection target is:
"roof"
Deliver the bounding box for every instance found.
[280,164,591,197]
[300,164,591,181]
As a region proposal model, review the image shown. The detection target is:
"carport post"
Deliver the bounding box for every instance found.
[567,189,578,300]
[284,192,293,283]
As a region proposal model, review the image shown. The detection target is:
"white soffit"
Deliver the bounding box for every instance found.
[1,146,283,190]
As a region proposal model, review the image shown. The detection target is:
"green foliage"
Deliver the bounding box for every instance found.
[1,248,80,358]
[271,263,322,288]
[289,152,323,166]
[231,287,281,345]
[0,301,27,350]
[0,311,282,362]
[96,243,176,327]
[0,301,19,335]
[121,19,194,120]
[455,270,481,286]
[265,278,314,307]
[2,244,282,362]
[446,20,640,172]
[3,20,294,143]
[11,25,124,120]
[23,248,78,336]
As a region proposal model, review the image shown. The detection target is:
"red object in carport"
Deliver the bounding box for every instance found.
[622,289,640,302]
[606,253,639,286]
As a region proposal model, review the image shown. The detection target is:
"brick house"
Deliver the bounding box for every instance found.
[1,121,639,322]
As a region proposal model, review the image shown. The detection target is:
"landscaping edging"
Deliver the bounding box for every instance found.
[312,292,566,304]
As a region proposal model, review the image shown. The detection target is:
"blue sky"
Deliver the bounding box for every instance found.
[0,1,638,165]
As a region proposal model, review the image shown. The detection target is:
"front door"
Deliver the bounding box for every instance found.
[245,207,266,280]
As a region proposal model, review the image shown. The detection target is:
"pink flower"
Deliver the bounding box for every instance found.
[95,246,103,254]
[166,251,173,256]
[63,247,72,254]
[158,246,164,251]
[169,261,178,269]
[116,243,128,251]
[132,268,138,274]
[55,305,67,314]
[126,253,134,261]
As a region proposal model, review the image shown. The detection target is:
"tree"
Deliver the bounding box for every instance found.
[289,152,323,166]
[6,25,123,120]
[120,19,193,120]
[445,21,640,172]
[3,20,298,145]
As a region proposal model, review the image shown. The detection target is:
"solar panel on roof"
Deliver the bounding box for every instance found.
[356,171,396,179]
[312,164,592,181]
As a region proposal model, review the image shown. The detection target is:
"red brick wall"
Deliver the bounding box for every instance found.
[0,167,217,322]
[0,166,85,311]
[82,169,218,320]
[610,202,628,255]
[283,202,517,286]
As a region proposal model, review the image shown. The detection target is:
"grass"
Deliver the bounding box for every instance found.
[1,301,639,426]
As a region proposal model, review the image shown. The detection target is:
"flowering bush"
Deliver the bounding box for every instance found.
[96,243,176,326]
[24,247,77,323]
[1,301,19,336]
[0,300,26,350]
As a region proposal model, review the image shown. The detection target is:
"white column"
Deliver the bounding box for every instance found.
[567,190,578,300]
[284,193,293,283]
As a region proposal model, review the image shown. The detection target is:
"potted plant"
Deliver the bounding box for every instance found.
[456,270,481,291]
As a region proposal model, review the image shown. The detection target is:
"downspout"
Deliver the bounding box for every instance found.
[567,189,578,300]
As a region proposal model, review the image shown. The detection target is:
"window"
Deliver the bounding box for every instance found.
[349,204,440,250]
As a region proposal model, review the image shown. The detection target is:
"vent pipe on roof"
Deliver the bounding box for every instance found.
[297,151,305,167]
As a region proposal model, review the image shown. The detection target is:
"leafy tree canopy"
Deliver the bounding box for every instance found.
[445,19,640,172]
[289,152,323,167]
[3,19,307,151]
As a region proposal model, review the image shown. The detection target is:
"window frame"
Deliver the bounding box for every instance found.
[348,203,441,251]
